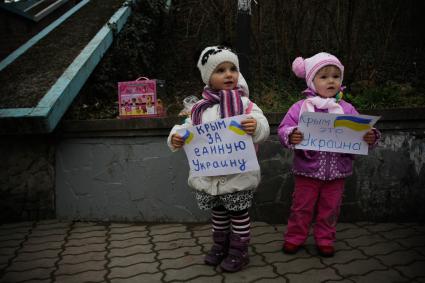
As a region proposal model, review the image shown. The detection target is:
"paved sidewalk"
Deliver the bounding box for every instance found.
[0,221,424,283]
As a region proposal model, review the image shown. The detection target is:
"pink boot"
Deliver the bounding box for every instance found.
[204,231,230,266]
[220,234,249,272]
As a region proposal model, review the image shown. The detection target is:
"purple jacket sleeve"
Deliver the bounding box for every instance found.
[370,128,381,148]
[277,101,303,149]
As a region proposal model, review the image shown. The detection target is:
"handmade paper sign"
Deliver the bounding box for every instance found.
[177,115,259,177]
[295,112,380,155]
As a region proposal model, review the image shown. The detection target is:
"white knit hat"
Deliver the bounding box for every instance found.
[292,52,344,92]
[197,46,239,85]
[238,72,249,96]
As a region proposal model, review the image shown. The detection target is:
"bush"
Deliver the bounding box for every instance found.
[65,0,425,120]
[344,81,424,110]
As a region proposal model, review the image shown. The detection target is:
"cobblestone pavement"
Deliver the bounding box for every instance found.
[0,221,424,283]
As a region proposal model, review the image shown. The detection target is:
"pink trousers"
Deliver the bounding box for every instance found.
[284,176,345,246]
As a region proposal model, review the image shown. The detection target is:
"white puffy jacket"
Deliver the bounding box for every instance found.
[167,97,270,195]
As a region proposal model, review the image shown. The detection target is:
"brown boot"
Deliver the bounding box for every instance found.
[204,231,230,266]
[220,233,250,272]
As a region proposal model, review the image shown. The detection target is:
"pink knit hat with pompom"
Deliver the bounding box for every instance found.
[292,52,344,92]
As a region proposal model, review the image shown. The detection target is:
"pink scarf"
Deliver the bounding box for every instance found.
[191,87,247,125]
[299,88,344,117]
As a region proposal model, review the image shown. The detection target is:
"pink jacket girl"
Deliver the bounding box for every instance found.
[278,52,380,257]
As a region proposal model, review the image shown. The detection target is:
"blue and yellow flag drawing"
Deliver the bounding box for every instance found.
[334,116,371,131]
[182,130,194,144]
[228,120,246,135]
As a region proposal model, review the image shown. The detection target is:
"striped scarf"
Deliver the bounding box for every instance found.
[191,87,246,125]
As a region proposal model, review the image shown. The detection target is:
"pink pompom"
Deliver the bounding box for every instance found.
[292,57,306,78]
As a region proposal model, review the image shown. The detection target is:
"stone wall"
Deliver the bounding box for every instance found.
[55,109,425,223]
[0,136,56,223]
[1,108,424,223]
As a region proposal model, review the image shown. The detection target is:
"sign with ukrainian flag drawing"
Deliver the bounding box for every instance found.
[177,115,259,177]
[295,112,380,155]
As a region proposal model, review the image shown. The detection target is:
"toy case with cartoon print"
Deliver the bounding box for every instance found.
[118,77,166,118]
